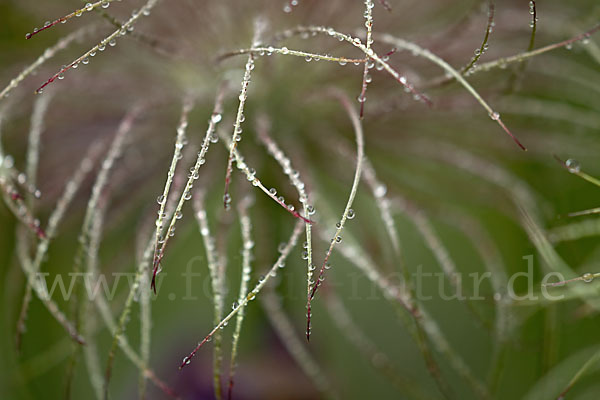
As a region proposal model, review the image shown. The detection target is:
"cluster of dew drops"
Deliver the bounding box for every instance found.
[27,1,112,40]
[283,0,299,13]
[528,1,538,28]
[32,0,157,92]
[463,0,536,77]
[300,208,356,280]
[0,155,42,201]
[0,155,43,232]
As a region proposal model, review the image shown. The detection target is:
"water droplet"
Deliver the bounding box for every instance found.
[183,356,191,365]
[582,273,594,283]
[565,159,581,174]
[305,56,312,62]
[582,34,591,45]
[211,113,222,124]
[101,1,110,9]
[157,195,165,205]
[347,209,355,219]
[489,111,500,121]
[335,236,342,243]
[85,3,93,11]
[302,251,309,260]
[374,184,387,198]
[189,169,199,180]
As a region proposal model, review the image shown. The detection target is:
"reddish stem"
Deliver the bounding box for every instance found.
[36,62,75,94]
[268,194,313,224]
[542,23,600,54]
[306,302,311,342]
[150,255,161,294]
[179,334,212,369]
[33,224,47,240]
[497,117,526,151]
[395,74,433,108]
[26,18,66,40]
[228,379,234,400]
[385,48,397,57]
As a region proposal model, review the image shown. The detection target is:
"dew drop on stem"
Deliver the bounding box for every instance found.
[565,159,581,173]
[582,273,594,283]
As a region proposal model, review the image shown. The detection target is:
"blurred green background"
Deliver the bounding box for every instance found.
[2,0,600,399]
